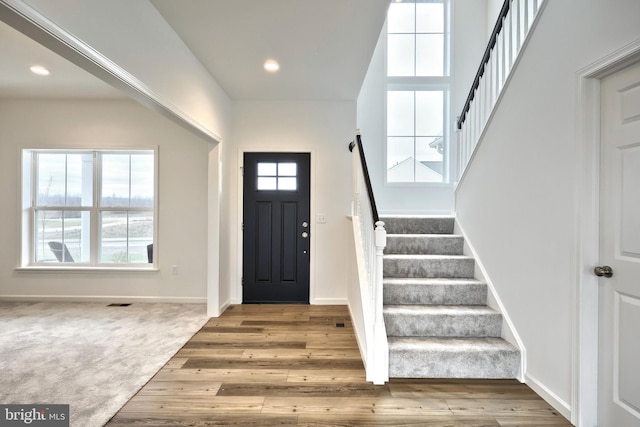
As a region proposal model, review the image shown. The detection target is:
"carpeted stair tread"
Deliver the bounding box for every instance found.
[383,255,475,279]
[383,278,487,305]
[384,305,502,337]
[381,216,455,235]
[388,337,520,378]
[385,234,464,255]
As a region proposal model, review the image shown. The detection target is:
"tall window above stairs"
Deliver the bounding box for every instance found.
[386,0,450,183]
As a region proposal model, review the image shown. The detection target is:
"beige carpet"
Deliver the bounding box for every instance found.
[0,301,208,427]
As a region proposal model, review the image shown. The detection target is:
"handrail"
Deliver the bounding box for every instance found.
[349,130,388,385]
[457,0,510,130]
[349,133,379,224]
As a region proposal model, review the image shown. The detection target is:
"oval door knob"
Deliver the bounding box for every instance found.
[594,266,613,278]
[301,232,309,238]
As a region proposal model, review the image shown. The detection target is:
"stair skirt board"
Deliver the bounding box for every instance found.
[382,216,521,380]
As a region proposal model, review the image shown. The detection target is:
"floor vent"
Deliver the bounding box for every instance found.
[335,322,345,328]
[107,303,132,307]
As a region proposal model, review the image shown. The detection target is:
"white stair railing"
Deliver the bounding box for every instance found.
[457,0,546,181]
[349,131,388,385]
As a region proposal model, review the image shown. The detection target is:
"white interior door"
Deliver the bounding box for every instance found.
[598,59,640,427]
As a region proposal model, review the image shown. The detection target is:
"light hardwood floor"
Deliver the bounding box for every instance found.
[106,304,572,426]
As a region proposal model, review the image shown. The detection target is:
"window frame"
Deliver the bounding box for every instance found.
[384,0,451,185]
[20,147,158,270]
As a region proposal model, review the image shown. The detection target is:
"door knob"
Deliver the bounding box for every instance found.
[594,266,613,278]
[301,231,309,239]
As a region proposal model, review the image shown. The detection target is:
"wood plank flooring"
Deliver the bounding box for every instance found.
[106,305,572,426]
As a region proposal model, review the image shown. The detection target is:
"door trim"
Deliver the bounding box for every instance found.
[236,147,316,305]
[575,37,640,427]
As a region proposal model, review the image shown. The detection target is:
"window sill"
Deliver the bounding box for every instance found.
[15,266,159,273]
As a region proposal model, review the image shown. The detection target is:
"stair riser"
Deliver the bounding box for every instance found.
[389,349,520,378]
[385,236,464,255]
[384,312,502,337]
[382,217,454,235]
[383,283,487,305]
[384,258,474,278]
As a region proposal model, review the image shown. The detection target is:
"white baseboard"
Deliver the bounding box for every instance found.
[526,373,572,421]
[0,295,207,304]
[311,297,348,305]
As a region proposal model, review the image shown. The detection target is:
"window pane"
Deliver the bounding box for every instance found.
[387,91,415,136]
[278,163,297,176]
[130,154,154,208]
[258,163,277,176]
[388,2,415,33]
[35,210,90,263]
[415,91,443,136]
[37,153,66,206]
[36,153,92,207]
[101,154,130,207]
[257,177,277,190]
[387,34,415,76]
[278,177,297,191]
[417,2,444,33]
[387,137,415,182]
[416,137,444,183]
[100,211,153,263]
[416,34,444,76]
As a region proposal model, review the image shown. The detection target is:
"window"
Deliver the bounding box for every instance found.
[257,162,297,191]
[386,0,449,183]
[22,149,156,267]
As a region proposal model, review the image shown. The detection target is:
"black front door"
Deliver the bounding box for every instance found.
[242,152,311,303]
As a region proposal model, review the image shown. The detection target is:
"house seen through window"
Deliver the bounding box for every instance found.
[23,149,156,267]
[386,0,449,183]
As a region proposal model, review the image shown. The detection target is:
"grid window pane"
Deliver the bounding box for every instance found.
[101,154,130,207]
[37,153,93,207]
[387,91,415,136]
[258,163,277,176]
[416,34,444,76]
[257,177,277,190]
[100,211,153,263]
[387,137,415,182]
[278,163,297,176]
[130,154,154,208]
[416,2,444,33]
[278,177,297,191]
[35,210,90,263]
[416,137,444,183]
[415,91,444,136]
[387,34,415,76]
[388,3,415,33]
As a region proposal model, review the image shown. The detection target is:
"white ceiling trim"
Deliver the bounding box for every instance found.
[0,0,221,144]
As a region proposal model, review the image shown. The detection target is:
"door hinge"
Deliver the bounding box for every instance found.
[241,277,245,286]
[242,222,244,231]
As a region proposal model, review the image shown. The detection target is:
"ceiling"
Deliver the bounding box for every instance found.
[151,0,389,101]
[0,20,122,99]
[0,0,388,101]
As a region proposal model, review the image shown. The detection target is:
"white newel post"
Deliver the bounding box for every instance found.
[372,220,388,385]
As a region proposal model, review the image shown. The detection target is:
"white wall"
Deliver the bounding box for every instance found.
[455,0,640,419]
[0,98,211,302]
[221,101,357,305]
[356,0,490,214]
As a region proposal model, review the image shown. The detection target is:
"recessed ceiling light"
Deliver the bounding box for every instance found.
[264,59,280,72]
[30,65,50,76]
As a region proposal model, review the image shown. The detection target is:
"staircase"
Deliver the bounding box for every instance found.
[382,216,520,379]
